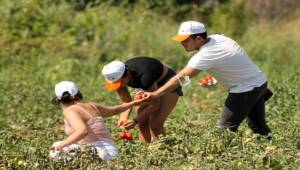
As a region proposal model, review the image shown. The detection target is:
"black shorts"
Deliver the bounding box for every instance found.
[157,68,183,96]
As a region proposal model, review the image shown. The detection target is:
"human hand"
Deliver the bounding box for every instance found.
[122,119,137,130]
[118,118,129,128]
[133,90,144,100]
[132,98,144,106]
[131,90,146,106]
[199,76,217,87]
[49,143,64,151]
[141,92,159,102]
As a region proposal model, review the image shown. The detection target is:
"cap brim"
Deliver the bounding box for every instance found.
[172,34,190,42]
[104,80,122,91]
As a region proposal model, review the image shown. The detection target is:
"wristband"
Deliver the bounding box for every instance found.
[175,74,191,86]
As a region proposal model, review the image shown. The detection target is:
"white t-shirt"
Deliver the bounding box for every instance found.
[187,34,267,93]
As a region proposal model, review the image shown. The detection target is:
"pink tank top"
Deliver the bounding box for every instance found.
[64,103,113,144]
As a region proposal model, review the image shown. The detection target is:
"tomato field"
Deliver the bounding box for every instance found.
[0,0,299,169]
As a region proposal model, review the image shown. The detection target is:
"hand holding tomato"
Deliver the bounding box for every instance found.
[134,94,143,100]
[199,76,217,87]
[132,90,148,106]
[134,90,144,100]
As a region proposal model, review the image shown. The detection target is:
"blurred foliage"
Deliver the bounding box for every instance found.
[245,0,300,21]
[0,0,300,169]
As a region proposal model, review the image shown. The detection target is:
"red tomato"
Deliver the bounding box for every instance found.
[206,76,212,80]
[125,132,133,141]
[119,131,133,141]
[200,78,208,86]
[134,94,143,100]
[134,91,144,100]
[119,132,127,140]
[206,76,213,85]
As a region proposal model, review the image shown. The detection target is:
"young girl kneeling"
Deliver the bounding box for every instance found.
[49,81,140,160]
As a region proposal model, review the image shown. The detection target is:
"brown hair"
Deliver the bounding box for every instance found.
[52,91,83,105]
[121,65,129,78]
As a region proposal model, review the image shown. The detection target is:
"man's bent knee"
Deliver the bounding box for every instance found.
[220,105,244,132]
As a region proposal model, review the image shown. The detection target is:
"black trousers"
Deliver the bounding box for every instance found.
[220,82,272,135]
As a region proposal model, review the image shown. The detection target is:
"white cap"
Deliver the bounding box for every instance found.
[172,21,206,42]
[101,60,125,91]
[55,81,79,99]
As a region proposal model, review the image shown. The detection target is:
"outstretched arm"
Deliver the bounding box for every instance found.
[93,100,140,118]
[144,67,201,100]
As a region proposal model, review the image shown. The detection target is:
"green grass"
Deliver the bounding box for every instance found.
[1,1,300,169]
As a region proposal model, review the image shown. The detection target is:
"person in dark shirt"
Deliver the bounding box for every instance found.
[102,56,182,143]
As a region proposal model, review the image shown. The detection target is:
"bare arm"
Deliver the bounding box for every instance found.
[116,87,133,120]
[93,101,137,118]
[153,66,201,97]
[54,109,88,150]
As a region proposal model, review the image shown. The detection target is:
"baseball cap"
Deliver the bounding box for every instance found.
[172,21,206,42]
[102,60,126,91]
[55,81,79,99]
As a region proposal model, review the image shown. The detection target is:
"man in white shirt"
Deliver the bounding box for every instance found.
[140,21,272,137]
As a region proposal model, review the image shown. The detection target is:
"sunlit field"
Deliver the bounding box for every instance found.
[0,1,299,169]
